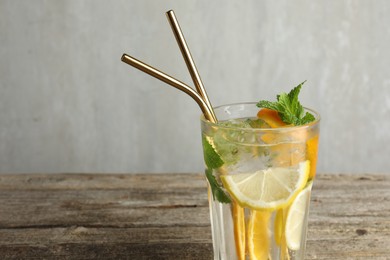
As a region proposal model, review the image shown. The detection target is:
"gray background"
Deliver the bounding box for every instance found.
[1,1,389,174]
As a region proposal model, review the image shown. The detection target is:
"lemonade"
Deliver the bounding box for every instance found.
[120,12,320,260]
[201,85,320,260]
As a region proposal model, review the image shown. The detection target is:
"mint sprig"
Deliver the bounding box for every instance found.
[205,168,231,203]
[202,135,224,169]
[256,81,315,126]
[202,135,231,203]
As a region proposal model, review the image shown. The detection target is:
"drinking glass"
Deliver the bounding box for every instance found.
[200,102,320,260]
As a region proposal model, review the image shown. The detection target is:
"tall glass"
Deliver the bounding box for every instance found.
[200,103,320,260]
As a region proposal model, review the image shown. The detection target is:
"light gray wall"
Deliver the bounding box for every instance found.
[1,0,389,174]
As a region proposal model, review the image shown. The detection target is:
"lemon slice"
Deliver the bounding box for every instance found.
[221,161,310,211]
[285,183,312,250]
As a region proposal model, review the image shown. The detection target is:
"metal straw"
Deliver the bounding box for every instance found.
[166,10,217,123]
[121,54,215,121]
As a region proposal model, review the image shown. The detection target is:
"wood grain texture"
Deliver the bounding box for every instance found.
[0,173,389,259]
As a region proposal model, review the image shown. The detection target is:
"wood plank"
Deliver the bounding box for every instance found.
[0,173,207,191]
[0,189,209,228]
[0,173,389,259]
[0,227,212,260]
[308,173,390,259]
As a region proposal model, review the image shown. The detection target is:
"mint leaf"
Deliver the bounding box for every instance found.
[205,168,231,203]
[256,81,315,126]
[257,100,280,112]
[202,135,224,169]
[212,134,240,166]
[300,112,315,125]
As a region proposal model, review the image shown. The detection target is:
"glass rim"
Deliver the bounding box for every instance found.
[200,102,320,132]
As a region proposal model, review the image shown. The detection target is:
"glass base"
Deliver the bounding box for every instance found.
[208,186,312,260]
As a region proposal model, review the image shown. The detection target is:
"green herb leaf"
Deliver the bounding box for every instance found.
[211,134,240,166]
[205,168,231,203]
[202,135,224,169]
[300,112,316,125]
[256,81,315,126]
[202,135,231,203]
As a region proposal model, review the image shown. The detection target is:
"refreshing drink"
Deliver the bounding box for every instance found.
[201,84,320,260]
[120,10,320,260]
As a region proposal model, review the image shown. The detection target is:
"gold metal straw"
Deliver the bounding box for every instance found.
[166,10,217,123]
[121,54,215,121]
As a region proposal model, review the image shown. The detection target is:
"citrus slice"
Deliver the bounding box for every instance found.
[232,202,245,260]
[248,210,271,260]
[285,184,312,250]
[274,209,284,246]
[257,108,286,128]
[221,161,310,211]
[306,134,319,179]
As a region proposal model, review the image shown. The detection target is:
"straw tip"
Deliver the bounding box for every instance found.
[121,54,128,62]
[166,9,174,15]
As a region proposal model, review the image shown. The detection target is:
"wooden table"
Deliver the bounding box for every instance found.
[0,173,389,259]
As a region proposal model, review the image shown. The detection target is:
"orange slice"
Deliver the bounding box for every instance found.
[232,202,245,260]
[306,134,319,179]
[257,108,319,178]
[257,108,287,144]
[257,108,286,128]
[248,210,271,260]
